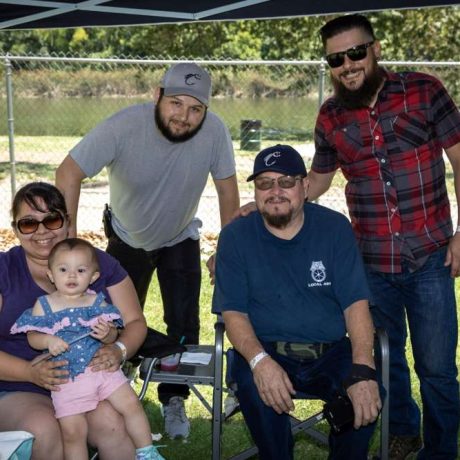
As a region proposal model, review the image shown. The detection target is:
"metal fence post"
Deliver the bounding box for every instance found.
[5,53,16,197]
[318,58,327,110]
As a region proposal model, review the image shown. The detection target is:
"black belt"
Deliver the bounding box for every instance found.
[274,341,335,360]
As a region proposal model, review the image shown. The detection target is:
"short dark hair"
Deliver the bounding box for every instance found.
[49,237,99,271]
[320,14,376,47]
[11,182,68,221]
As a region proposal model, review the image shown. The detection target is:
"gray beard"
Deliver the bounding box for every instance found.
[332,65,385,110]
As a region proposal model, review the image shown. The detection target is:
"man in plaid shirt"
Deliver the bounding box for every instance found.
[310,14,460,460]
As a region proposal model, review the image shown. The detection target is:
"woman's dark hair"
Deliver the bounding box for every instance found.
[11,182,68,221]
[320,14,376,47]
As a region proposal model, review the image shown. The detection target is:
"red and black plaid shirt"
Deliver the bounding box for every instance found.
[313,71,460,273]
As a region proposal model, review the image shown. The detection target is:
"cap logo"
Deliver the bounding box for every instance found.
[185,73,202,86]
[264,151,281,167]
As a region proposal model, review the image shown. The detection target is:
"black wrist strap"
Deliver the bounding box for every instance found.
[343,363,377,390]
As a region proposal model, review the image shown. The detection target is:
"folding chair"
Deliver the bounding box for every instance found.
[223,328,390,460]
[137,323,225,460]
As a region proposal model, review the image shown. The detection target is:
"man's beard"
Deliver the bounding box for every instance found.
[261,203,293,229]
[155,104,206,143]
[332,62,385,110]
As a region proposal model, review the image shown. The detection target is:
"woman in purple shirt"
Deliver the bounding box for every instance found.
[0,182,147,459]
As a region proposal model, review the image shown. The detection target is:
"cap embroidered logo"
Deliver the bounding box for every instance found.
[185,73,201,86]
[264,151,281,166]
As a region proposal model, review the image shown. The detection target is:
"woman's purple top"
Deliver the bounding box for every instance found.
[0,246,127,395]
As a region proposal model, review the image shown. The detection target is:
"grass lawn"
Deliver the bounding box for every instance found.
[136,261,460,460]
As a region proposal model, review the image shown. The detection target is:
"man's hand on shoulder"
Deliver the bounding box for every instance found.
[252,355,296,414]
[230,201,257,221]
[346,379,381,429]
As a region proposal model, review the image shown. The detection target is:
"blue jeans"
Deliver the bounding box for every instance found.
[232,338,378,460]
[366,247,459,459]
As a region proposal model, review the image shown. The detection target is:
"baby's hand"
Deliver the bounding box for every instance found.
[47,336,69,356]
[91,319,117,344]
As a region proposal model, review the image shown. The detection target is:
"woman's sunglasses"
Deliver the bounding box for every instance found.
[325,41,374,69]
[14,212,65,235]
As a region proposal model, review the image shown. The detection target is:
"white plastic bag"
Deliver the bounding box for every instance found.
[0,431,34,460]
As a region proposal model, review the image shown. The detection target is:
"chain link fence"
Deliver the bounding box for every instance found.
[1,54,459,239]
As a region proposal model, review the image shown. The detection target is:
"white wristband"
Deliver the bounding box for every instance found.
[114,340,127,364]
[249,351,269,371]
[455,226,460,234]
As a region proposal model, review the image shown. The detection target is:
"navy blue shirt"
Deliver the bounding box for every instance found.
[213,203,370,343]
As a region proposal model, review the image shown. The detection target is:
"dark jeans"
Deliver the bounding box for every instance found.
[107,234,201,403]
[366,247,459,459]
[232,338,378,460]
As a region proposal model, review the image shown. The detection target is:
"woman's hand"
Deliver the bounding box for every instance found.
[90,343,123,372]
[29,356,69,391]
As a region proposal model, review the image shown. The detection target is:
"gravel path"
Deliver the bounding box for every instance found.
[1,143,456,246]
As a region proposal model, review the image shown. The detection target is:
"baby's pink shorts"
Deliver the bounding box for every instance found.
[52,367,128,418]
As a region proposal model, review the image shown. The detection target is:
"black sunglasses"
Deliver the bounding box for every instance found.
[254,175,303,191]
[14,212,65,235]
[325,41,374,68]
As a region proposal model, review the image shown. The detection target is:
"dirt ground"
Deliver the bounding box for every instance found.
[0,228,218,254]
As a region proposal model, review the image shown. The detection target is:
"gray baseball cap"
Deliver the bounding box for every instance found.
[160,63,212,106]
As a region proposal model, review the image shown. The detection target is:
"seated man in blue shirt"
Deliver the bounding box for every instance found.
[213,145,382,460]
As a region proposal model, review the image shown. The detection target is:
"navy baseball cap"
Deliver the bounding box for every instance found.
[247,144,307,182]
[161,63,212,106]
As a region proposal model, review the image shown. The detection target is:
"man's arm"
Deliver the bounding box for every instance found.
[214,174,240,227]
[443,142,460,277]
[306,169,336,201]
[55,154,88,237]
[343,299,382,428]
[222,310,295,414]
[207,175,240,283]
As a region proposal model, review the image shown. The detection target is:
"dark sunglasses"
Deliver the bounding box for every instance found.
[254,175,303,191]
[14,212,65,235]
[325,41,374,68]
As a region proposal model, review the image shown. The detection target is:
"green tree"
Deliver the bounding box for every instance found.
[0,6,458,61]
[370,9,460,61]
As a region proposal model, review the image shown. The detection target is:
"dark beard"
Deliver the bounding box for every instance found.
[333,64,385,110]
[261,209,293,229]
[154,104,206,143]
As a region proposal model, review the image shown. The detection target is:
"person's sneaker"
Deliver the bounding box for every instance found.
[388,434,422,459]
[135,445,165,460]
[161,396,190,439]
